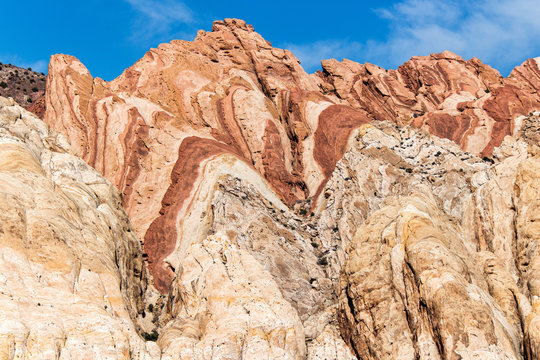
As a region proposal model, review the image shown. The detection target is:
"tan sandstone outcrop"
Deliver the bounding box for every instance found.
[0,97,156,358]
[43,19,372,295]
[8,17,536,359]
[321,116,540,359]
[43,20,540,301]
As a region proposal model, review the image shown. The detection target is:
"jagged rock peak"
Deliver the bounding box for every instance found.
[11,18,537,358]
[43,19,540,297]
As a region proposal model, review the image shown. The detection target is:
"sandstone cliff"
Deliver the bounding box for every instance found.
[0,97,156,358]
[2,18,539,359]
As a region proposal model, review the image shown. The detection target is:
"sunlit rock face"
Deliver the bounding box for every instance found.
[318,51,540,157]
[0,97,157,358]
[44,18,372,293]
[31,18,540,359]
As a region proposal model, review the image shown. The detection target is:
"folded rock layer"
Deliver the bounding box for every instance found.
[5,17,537,359]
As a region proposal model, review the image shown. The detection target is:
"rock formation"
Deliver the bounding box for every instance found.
[0,97,157,358]
[1,18,539,359]
[318,52,540,156]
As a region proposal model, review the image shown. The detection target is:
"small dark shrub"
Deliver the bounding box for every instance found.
[317,257,328,266]
[31,87,38,92]
[405,168,413,173]
[311,242,319,248]
[27,98,33,103]
[299,208,307,215]
[148,304,154,312]
[0,81,6,88]
[141,330,159,341]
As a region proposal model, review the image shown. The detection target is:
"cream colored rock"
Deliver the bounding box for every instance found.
[14,17,540,360]
[316,115,540,359]
[0,97,155,359]
[159,235,306,360]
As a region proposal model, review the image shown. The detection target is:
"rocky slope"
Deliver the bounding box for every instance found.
[43,19,540,297]
[0,97,161,358]
[2,18,539,359]
[317,53,540,157]
[0,62,46,115]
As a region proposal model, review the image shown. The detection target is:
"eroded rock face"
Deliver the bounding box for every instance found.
[0,97,157,358]
[318,51,540,157]
[43,20,540,298]
[31,18,540,359]
[44,19,371,293]
[325,116,540,359]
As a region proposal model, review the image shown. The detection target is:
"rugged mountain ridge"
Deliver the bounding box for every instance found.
[318,52,540,157]
[0,62,46,117]
[0,18,539,359]
[43,19,540,297]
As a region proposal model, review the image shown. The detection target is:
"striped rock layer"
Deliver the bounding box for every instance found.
[43,18,540,297]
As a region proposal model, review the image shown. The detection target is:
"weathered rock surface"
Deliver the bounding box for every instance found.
[43,20,540,301]
[4,18,538,359]
[318,52,540,157]
[44,19,372,294]
[325,116,540,359]
[0,97,156,358]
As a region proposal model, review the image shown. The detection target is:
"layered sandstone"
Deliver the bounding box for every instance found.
[24,18,540,359]
[0,97,157,358]
[315,114,540,359]
[44,19,372,293]
[43,20,540,298]
[318,52,540,156]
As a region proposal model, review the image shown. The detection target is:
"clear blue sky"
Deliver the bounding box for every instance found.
[3,0,539,80]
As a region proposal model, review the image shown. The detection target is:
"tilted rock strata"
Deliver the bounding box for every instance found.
[0,97,156,358]
[148,115,540,359]
[318,52,540,156]
[43,20,540,295]
[37,17,540,359]
[44,19,370,292]
[6,81,540,359]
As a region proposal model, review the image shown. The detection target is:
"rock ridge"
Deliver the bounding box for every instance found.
[3,18,537,359]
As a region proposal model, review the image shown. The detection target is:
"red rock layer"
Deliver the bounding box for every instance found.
[44,19,540,292]
[318,52,540,156]
[27,94,46,118]
[44,19,367,292]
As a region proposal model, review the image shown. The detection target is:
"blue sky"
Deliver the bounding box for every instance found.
[2,0,539,80]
